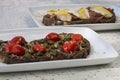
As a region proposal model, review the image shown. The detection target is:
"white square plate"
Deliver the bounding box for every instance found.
[29,4,120,30]
[0,27,118,72]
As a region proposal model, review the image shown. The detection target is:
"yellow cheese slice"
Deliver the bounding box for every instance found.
[48,9,72,21]
[77,8,89,19]
[90,6,113,18]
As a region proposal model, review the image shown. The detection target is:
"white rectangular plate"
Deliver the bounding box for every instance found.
[29,4,120,30]
[0,27,118,72]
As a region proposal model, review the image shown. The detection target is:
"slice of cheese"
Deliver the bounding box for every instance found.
[48,9,72,21]
[77,8,90,19]
[90,6,113,18]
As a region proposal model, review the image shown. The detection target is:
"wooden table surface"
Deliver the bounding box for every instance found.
[0,0,120,80]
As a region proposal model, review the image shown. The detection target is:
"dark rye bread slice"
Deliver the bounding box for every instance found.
[42,7,116,26]
[0,33,90,64]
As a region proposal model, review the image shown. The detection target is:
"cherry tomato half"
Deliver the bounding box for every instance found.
[62,41,78,54]
[5,43,25,56]
[32,44,46,53]
[5,43,15,54]
[46,32,61,42]
[10,36,26,45]
[71,34,84,43]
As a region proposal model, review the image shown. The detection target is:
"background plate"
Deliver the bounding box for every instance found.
[29,4,120,31]
[0,27,118,72]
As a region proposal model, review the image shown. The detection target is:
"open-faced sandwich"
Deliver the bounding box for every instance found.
[42,6,116,26]
[0,32,90,64]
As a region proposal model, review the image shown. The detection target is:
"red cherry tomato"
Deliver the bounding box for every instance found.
[10,36,26,45]
[71,34,84,43]
[5,44,25,56]
[62,41,78,54]
[33,44,46,53]
[46,32,61,42]
[11,45,25,56]
[5,43,15,54]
